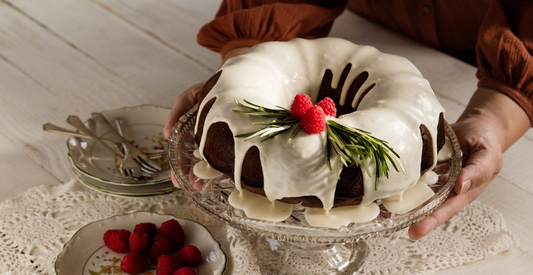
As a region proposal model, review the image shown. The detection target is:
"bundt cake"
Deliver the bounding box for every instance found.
[193,38,445,226]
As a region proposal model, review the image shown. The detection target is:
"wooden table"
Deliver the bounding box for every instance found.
[0,0,531,273]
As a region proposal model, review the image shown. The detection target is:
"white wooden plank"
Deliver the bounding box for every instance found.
[0,0,215,184]
[0,54,75,184]
[0,3,148,182]
[0,2,146,111]
[6,0,215,105]
[91,0,221,72]
[0,132,61,203]
[0,1,146,184]
[500,134,533,194]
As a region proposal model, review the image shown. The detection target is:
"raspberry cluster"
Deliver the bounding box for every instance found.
[103,219,202,275]
[290,94,337,134]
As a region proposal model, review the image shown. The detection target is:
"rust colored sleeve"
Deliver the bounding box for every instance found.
[197,0,348,57]
[476,0,533,123]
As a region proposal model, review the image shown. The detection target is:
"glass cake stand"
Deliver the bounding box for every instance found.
[168,106,462,275]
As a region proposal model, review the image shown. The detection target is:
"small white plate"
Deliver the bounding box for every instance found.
[70,157,176,197]
[55,212,226,275]
[67,105,173,189]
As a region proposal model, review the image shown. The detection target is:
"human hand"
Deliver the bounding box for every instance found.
[408,88,531,240]
[408,118,500,240]
[163,81,205,189]
[163,81,205,140]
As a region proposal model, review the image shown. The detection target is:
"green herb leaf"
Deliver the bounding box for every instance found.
[232,98,297,142]
[326,120,405,190]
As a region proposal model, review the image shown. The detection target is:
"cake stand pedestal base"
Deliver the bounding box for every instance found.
[250,235,369,275]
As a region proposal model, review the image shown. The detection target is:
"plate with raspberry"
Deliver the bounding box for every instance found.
[55,212,226,275]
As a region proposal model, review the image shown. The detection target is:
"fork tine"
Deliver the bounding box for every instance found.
[123,169,130,178]
[137,158,159,172]
[140,166,155,175]
[130,167,143,178]
[137,155,162,171]
[111,117,162,172]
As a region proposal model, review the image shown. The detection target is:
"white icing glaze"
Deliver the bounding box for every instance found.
[193,149,202,159]
[437,137,453,162]
[193,160,223,179]
[195,38,445,213]
[228,189,293,222]
[305,202,380,228]
[382,171,437,214]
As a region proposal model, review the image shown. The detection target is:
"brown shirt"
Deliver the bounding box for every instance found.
[197,0,533,122]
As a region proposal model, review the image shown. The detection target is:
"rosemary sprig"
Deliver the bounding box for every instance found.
[232,98,292,117]
[232,98,299,141]
[232,98,405,190]
[326,120,405,190]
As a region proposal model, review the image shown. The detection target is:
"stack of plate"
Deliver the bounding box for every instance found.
[67,105,176,196]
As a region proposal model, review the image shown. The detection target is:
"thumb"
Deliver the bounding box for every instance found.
[455,145,502,194]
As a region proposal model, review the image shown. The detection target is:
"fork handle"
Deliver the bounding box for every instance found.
[91,112,130,144]
[114,118,125,136]
[43,123,119,146]
[66,115,124,157]
[43,123,90,139]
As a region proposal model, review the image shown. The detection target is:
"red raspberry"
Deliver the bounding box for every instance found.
[120,252,151,274]
[157,219,185,249]
[103,229,131,253]
[157,255,185,275]
[290,94,313,119]
[173,267,197,275]
[145,235,175,264]
[177,245,202,267]
[129,232,150,254]
[299,105,326,134]
[134,222,158,238]
[317,97,337,117]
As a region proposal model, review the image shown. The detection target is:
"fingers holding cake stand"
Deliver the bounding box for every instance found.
[168,106,462,275]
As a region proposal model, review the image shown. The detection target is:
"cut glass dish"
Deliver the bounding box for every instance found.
[168,105,461,274]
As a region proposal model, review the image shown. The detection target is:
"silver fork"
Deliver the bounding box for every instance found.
[43,122,165,160]
[66,115,124,158]
[113,118,158,178]
[66,115,146,179]
[118,140,144,179]
[43,122,122,151]
[91,112,162,172]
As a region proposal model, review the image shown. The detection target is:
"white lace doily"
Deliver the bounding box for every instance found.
[0,179,519,275]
